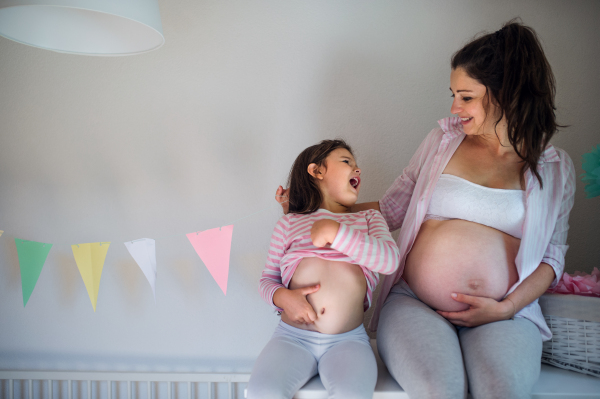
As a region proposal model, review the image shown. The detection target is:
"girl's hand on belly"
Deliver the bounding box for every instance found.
[436,293,515,327]
[273,285,321,325]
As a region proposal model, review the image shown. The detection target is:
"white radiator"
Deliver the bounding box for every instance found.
[0,370,250,399]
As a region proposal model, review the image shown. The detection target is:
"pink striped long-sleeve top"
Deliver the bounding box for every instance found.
[260,208,401,312]
[368,117,576,341]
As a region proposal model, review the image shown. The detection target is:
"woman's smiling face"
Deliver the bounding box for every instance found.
[450,67,503,137]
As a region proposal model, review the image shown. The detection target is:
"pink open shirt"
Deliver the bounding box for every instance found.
[369,117,576,341]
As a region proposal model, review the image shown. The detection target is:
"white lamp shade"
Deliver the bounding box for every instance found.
[0,0,164,55]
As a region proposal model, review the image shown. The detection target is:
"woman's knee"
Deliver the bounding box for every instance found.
[377,296,459,366]
[376,296,467,399]
[465,353,540,399]
[468,372,538,399]
[461,320,542,399]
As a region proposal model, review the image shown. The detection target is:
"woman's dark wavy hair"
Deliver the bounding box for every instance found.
[287,139,353,214]
[451,18,563,188]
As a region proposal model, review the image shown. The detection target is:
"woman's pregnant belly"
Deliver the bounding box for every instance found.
[281,257,367,335]
[404,219,520,312]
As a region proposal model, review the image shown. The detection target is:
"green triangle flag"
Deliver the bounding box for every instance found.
[15,239,53,306]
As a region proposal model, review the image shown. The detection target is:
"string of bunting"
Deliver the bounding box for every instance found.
[2,199,287,311]
[2,141,600,312]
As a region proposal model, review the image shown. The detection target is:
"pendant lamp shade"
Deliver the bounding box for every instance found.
[0,0,164,55]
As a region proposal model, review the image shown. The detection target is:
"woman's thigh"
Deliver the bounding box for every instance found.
[459,317,542,399]
[246,334,318,399]
[318,339,377,399]
[376,282,467,399]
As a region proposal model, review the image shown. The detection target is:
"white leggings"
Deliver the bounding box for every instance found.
[246,321,377,399]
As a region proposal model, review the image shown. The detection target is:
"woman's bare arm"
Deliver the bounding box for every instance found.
[276,185,381,214]
[349,201,380,213]
[504,262,555,315]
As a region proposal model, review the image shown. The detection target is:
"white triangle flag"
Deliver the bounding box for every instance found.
[124,238,157,301]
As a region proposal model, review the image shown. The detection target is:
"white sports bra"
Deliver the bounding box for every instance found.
[424,174,525,238]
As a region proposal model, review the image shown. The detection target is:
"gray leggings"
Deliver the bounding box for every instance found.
[246,321,377,399]
[377,280,543,399]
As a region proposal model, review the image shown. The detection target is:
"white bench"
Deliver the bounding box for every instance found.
[288,340,600,399]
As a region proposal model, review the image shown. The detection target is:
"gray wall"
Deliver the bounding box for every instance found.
[1,0,599,372]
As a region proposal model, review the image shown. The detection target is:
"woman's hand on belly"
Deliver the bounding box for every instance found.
[436,292,515,327]
[404,219,520,313]
[273,285,321,325]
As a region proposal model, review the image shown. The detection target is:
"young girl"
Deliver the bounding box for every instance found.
[246,140,401,399]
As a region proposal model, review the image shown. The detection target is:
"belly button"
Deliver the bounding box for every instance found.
[468,279,484,291]
[321,308,325,315]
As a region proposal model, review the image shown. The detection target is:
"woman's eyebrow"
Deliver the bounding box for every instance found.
[449,87,474,93]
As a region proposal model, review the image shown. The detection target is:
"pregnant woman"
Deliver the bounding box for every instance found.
[363,21,576,398]
[273,19,576,399]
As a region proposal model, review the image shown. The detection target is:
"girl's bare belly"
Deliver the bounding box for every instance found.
[404,219,520,312]
[282,258,367,335]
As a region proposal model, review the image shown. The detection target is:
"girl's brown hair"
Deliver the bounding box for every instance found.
[451,18,562,187]
[287,139,353,214]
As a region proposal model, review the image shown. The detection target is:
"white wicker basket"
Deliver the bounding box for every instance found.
[539,293,600,378]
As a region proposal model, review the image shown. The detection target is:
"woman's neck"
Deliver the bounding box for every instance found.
[472,126,519,157]
[473,116,521,156]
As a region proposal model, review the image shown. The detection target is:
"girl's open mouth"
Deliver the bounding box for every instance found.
[350,177,360,189]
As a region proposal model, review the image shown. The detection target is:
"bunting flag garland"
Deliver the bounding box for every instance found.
[124,238,157,301]
[15,239,53,306]
[4,202,276,309]
[72,242,111,311]
[187,225,234,295]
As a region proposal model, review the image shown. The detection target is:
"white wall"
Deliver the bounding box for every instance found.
[1,0,599,372]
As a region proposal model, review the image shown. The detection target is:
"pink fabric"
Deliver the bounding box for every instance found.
[369,117,576,341]
[546,267,600,297]
[259,208,401,312]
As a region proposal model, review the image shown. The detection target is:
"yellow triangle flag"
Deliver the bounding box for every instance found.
[71,242,110,311]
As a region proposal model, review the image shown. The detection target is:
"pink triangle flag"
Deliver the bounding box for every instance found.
[186,225,233,295]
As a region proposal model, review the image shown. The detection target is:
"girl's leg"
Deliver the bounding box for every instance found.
[376,281,468,399]
[246,329,318,399]
[459,317,542,399]
[318,328,377,399]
